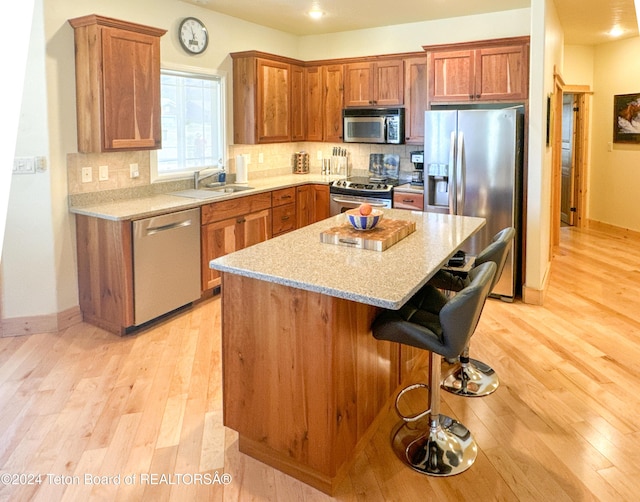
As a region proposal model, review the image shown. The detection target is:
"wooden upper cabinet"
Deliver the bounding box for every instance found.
[323,64,344,142]
[291,65,305,141]
[403,57,428,145]
[257,59,291,143]
[68,15,166,153]
[425,37,529,104]
[344,60,403,107]
[305,66,324,141]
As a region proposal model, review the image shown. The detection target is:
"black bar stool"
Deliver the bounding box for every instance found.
[372,261,496,476]
[430,227,515,397]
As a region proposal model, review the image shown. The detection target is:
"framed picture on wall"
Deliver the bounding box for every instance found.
[613,93,640,143]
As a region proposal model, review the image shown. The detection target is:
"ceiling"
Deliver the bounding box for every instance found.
[183,0,639,46]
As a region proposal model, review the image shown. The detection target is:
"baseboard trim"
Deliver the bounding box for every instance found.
[1,305,82,337]
[522,261,551,306]
[587,219,640,239]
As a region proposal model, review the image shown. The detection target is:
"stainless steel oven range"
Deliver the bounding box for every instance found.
[329,153,401,215]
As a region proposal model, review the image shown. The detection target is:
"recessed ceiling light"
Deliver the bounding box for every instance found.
[609,25,624,37]
[309,8,324,20]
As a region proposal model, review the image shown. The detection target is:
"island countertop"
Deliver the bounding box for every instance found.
[210,209,485,310]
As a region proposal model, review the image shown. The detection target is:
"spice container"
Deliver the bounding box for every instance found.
[293,151,309,174]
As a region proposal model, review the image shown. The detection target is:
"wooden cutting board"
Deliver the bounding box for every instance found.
[320,218,416,251]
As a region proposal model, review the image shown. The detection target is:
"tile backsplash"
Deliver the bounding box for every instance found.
[67,142,422,197]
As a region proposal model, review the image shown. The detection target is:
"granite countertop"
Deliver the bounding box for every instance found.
[69,173,342,221]
[209,209,485,309]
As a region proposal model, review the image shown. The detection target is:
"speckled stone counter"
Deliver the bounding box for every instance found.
[214,208,485,494]
[210,208,485,309]
[68,174,342,221]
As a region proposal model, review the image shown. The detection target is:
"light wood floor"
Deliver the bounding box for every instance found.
[1,224,639,501]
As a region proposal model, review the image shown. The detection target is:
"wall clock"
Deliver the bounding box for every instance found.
[179,17,209,55]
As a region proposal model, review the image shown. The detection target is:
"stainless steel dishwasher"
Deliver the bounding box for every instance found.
[132,208,201,326]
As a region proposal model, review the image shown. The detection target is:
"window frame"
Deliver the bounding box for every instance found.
[151,63,227,183]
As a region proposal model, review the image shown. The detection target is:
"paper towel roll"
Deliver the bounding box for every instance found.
[236,155,248,184]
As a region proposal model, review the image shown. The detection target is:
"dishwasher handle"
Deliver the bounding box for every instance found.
[145,218,194,236]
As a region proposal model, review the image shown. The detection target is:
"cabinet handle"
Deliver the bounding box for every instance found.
[281,195,292,199]
[403,199,415,203]
[476,94,481,99]
[281,216,290,221]
[237,217,246,224]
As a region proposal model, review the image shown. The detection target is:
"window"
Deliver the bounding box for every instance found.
[153,68,225,180]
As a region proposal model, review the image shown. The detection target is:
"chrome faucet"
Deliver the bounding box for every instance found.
[194,168,225,189]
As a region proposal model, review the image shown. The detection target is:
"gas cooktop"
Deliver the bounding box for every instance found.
[331,176,399,192]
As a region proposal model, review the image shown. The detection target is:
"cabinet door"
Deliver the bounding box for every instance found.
[241,209,272,248]
[475,44,528,101]
[404,57,427,145]
[257,59,290,142]
[374,59,404,106]
[305,66,324,141]
[323,65,344,142]
[344,62,373,107]
[102,27,162,150]
[201,216,239,290]
[291,64,305,141]
[297,184,329,227]
[428,50,475,103]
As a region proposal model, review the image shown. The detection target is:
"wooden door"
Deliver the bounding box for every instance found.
[102,27,161,150]
[373,59,403,106]
[403,57,427,144]
[296,185,313,228]
[313,185,330,221]
[475,44,528,101]
[291,64,305,141]
[323,65,344,142]
[257,59,290,143]
[428,49,475,103]
[305,66,324,141]
[344,62,373,107]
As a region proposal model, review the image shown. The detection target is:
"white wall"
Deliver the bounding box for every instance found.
[589,37,640,232]
[298,9,531,59]
[522,0,563,298]
[563,45,595,87]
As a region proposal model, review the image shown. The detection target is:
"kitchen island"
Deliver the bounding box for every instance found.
[210,209,485,494]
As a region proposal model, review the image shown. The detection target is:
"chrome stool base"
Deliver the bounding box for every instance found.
[442,358,499,397]
[391,414,478,476]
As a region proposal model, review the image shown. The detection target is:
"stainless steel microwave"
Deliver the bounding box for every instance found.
[342,108,405,144]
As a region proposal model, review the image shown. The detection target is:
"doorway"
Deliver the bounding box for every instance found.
[561,93,577,226]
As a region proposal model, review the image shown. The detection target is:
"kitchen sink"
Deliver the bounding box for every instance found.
[206,184,254,193]
[170,185,254,200]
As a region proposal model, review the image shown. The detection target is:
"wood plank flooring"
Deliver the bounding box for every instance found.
[1,224,639,501]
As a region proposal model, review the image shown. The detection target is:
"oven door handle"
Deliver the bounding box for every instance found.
[331,197,387,207]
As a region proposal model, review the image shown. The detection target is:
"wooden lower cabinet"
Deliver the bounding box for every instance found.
[201,193,272,290]
[393,191,424,210]
[75,214,134,334]
[296,184,329,227]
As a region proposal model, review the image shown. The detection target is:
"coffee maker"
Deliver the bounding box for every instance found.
[410,151,424,186]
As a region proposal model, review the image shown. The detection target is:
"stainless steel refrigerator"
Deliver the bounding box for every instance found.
[423,108,523,299]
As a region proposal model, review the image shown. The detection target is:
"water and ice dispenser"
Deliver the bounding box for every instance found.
[426,163,450,211]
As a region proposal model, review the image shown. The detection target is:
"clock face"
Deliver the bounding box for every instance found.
[179,17,208,54]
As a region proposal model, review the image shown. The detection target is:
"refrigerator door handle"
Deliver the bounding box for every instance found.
[456,131,465,215]
[449,131,456,214]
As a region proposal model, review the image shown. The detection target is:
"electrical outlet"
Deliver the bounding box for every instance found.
[35,156,47,171]
[129,163,139,178]
[81,167,92,183]
[258,152,264,164]
[99,165,109,181]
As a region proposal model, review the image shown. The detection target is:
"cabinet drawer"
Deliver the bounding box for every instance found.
[201,192,272,225]
[272,187,296,206]
[272,203,296,235]
[393,192,424,210]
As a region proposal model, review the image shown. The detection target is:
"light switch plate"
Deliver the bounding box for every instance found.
[129,163,139,178]
[99,165,109,181]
